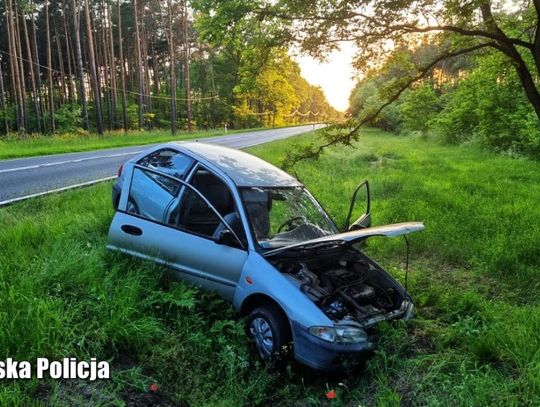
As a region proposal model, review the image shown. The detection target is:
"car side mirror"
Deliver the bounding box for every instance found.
[215,229,242,248]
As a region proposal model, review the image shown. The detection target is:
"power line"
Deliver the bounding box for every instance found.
[0,49,218,103]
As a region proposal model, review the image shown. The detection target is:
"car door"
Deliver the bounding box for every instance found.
[108,163,248,300]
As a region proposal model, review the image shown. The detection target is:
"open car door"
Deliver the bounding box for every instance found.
[344,180,371,231]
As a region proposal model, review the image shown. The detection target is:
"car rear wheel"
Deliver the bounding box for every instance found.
[247,306,291,362]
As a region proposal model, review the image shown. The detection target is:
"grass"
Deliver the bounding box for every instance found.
[0,127,264,160]
[1,128,540,405]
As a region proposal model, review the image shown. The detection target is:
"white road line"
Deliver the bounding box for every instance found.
[0,151,142,174]
[0,176,116,207]
[0,125,322,207]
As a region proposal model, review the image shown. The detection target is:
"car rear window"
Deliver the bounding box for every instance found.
[138,149,194,180]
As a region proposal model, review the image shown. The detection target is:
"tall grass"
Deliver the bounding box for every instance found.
[0,129,539,405]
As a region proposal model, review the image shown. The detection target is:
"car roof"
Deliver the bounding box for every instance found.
[167,141,302,187]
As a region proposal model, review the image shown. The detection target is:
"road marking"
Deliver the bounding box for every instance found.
[0,151,142,174]
[0,176,116,207]
[0,125,324,207]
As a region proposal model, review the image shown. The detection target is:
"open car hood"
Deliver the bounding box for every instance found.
[262,222,425,257]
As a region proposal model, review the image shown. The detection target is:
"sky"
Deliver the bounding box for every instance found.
[294,42,358,112]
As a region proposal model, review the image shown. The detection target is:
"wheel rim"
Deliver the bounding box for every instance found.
[249,317,274,359]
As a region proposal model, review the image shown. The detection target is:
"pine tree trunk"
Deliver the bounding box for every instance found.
[0,62,9,135]
[63,8,76,103]
[84,0,104,134]
[117,0,128,130]
[108,3,118,129]
[22,13,42,133]
[183,0,192,131]
[6,0,25,132]
[133,0,144,129]
[209,49,217,128]
[167,0,177,135]
[98,1,112,130]
[72,0,89,130]
[30,0,44,130]
[13,1,28,131]
[54,24,67,105]
[138,13,151,115]
[45,0,56,132]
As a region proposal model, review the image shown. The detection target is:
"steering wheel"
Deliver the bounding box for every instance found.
[277,216,304,233]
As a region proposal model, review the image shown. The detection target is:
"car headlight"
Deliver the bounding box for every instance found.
[309,325,368,344]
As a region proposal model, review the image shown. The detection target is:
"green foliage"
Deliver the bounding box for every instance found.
[53,104,83,133]
[399,84,441,134]
[433,53,540,155]
[350,48,540,157]
[349,79,401,131]
[193,3,340,128]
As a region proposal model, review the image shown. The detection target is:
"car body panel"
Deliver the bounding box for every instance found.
[107,211,248,299]
[290,320,375,370]
[232,252,333,328]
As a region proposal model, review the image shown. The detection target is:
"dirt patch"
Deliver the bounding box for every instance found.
[121,387,180,407]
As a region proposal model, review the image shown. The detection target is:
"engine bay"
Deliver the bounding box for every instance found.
[274,250,408,327]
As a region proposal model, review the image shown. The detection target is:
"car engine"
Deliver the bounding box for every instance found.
[281,257,400,324]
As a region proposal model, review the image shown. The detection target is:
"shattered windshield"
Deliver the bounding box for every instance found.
[240,187,338,249]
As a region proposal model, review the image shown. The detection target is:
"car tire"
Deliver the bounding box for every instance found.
[247,305,291,363]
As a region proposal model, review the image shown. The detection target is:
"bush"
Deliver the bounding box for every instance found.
[399,84,441,135]
[349,79,402,131]
[432,53,540,155]
[54,104,83,133]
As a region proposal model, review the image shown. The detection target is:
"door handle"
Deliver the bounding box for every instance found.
[121,224,143,236]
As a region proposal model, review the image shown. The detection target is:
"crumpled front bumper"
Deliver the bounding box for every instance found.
[291,300,414,371]
[291,320,376,371]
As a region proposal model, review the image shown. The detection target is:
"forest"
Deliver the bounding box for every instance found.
[246,0,539,163]
[348,43,540,157]
[0,0,339,137]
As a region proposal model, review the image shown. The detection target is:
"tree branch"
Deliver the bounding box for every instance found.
[258,9,533,50]
[282,42,497,171]
[349,10,532,49]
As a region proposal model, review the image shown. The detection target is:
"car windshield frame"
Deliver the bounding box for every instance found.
[239,186,339,251]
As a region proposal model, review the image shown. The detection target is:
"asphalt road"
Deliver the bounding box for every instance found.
[0,124,322,205]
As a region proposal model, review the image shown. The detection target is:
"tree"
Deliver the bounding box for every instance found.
[0,59,8,134]
[21,2,42,133]
[133,0,144,130]
[166,0,177,134]
[45,0,56,132]
[183,0,192,131]
[0,0,336,135]
[71,0,89,130]
[84,0,104,134]
[117,0,128,130]
[5,0,25,132]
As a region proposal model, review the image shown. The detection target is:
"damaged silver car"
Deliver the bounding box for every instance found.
[108,142,424,370]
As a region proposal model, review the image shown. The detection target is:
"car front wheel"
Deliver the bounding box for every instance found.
[247,305,291,362]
